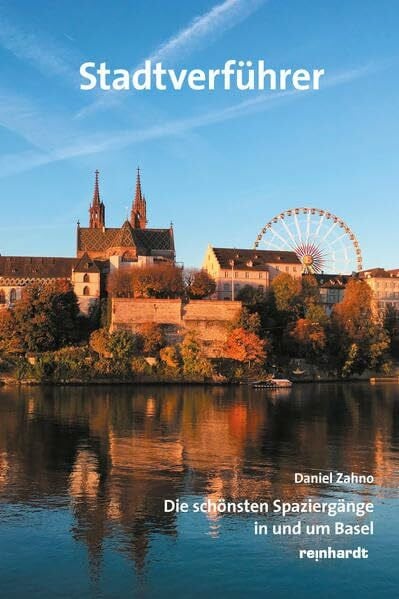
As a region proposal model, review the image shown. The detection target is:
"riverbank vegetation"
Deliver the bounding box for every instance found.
[0,272,397,385]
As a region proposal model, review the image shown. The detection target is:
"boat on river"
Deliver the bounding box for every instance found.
[252,379,293,389]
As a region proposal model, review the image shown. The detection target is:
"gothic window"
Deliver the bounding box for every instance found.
[83,274,90,283]
[0,290,5,304]
[83,286,90,296]
[9,288,17,303]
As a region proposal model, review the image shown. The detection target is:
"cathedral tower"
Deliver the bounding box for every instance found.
[130,168,147,229]
[89,170,105,229]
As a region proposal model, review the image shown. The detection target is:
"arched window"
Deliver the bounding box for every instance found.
[83,286,90,296]
[9,288,17,303]
[83,274,90,283]
[0,290,5,304]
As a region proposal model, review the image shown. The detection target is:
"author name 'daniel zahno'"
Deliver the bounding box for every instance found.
[295,472,375,485]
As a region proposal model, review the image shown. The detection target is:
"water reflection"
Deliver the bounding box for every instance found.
[0,383,398,593]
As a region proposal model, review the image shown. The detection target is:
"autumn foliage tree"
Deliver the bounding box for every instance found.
[89,328,111,357]
[136,323,166,356]
[289,318,326,361]
[330,279,390,375]
[0,311,23,354]
[132,264,184,299]
[5,281,81,352]
[185,269,216,299]
[107,268,134,297]
[224,327,266,368]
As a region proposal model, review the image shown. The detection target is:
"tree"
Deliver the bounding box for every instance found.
[235,307,261,335]
[271,273,302,316]
[224,327,266,367]
[0,310,23,353]
[185,269,216,299]
[160,345,181,369]
[108,330,138,361]
[89,328,111,357]
[301,274,321,309]
[107,268,134,298]
[289,318,326,360]
[180,331,213,378]
[329,279,391,376]
[137,323,166,356]
[132,264,184,299]
[236,284,266,305]
[333,279,373,339]
[384,304,399,357]
[305,302,329,327]
[12,281,80,352]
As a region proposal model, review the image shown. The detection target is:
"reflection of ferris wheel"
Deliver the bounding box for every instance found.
[254,207,363,274]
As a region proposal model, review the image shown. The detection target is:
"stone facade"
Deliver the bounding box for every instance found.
[202,245,301,300]
[360,268,399,318]
[111,298,242,357]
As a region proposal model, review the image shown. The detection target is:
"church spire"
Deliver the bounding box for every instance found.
[93,169,100,204]
[130,167,147,229]
[89,170,105,229]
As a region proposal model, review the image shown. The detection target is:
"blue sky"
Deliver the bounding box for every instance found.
[0,0,398,268]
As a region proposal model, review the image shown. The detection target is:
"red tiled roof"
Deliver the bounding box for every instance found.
[77,222,174,254]
[212,247,300,271]
[0,256,76,279]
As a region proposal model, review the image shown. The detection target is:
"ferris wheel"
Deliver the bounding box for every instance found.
[254,207,363,274]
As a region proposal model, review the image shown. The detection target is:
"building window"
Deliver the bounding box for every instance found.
[224,271,229,278]
[122,251,136,262]
[9,289,17,303]
[234,271,238,278]
[0,290,5,304]
[245,272,249,279]
[83,274,90,283]
[259,272,263,279]
[285,266,289,272]
[83,286,90,296]
[223,283,229,291]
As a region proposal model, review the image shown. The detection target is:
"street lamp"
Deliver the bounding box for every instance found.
[229,259,235,301]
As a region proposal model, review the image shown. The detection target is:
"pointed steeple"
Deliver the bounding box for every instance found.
[89,170,105,229]
[92,169,100,204]
[130,167,147,229]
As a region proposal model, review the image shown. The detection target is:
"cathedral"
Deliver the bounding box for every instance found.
[0,169,175,313]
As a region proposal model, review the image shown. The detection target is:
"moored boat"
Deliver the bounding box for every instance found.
[253,379,293,389]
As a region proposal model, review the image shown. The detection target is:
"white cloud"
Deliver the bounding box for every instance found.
[0,3,79,83]
[0,64,376,178]
[147,0,267,64]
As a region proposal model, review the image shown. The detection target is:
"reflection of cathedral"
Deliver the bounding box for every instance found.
[0,169,175,313]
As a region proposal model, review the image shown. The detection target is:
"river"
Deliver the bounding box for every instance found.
[0,383,398,598]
